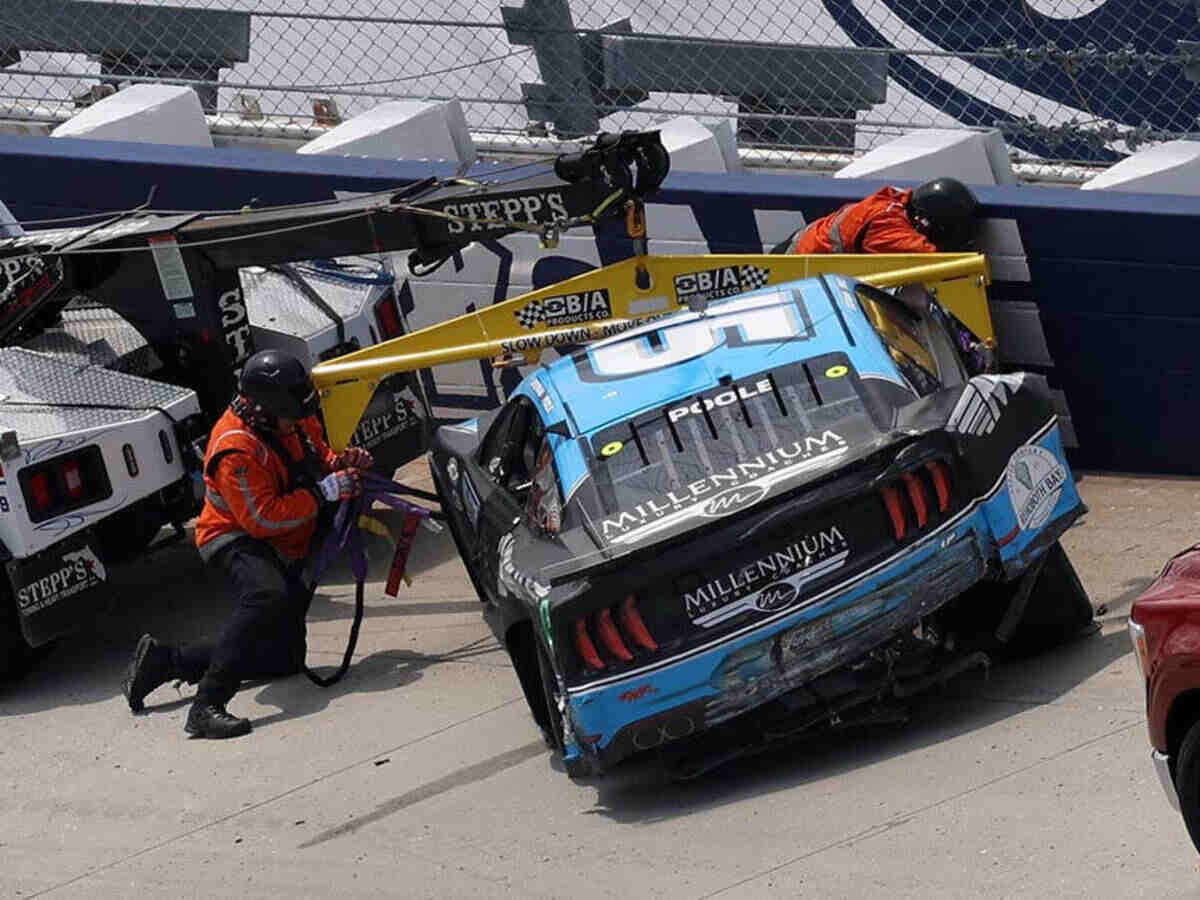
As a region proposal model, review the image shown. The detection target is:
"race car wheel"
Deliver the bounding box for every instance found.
[1174,718,1200,854]
[1004,541,1095,656]
[940,542,1094,659]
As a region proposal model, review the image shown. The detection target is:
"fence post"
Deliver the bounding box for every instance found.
[501,0,599,136]
[0,0,250,113]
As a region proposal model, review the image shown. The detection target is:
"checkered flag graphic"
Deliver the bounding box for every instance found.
[514,301,545,329]
[739,265,770,291]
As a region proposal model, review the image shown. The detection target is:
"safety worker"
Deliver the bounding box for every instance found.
[779,177,979,255]
[121,349,374,739]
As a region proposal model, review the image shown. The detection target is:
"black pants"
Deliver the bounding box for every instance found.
[175,538,313,706]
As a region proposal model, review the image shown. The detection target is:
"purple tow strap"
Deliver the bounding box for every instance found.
[303,472,435,688]
[309,472,433,587]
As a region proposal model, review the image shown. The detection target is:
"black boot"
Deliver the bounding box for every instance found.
[185,701,252,739]
[121,634,177,713]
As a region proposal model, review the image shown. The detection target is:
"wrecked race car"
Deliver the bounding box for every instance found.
[427,274,1093,778]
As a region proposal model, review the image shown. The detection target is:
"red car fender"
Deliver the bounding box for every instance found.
[1148,620,1200,751]
[1135,548,1200,752]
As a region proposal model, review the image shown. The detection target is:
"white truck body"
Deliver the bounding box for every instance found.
[0,256,416,652]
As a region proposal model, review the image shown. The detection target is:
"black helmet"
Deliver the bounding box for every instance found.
[908,178,979,250]
[238,349,320,419]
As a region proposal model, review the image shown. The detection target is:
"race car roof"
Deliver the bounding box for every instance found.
[539,274,907,436]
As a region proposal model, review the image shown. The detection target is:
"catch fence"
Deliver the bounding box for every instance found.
[3,1,1200,171]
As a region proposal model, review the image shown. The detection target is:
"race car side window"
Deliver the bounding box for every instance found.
[478,402,522,477]
[478,396,542,492]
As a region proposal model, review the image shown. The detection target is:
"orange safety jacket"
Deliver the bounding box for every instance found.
[791,186,937,255]
[194,407,339,562]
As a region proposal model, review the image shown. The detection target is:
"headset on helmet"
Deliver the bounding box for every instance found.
[908,178,979,251]
[238,349,320,420]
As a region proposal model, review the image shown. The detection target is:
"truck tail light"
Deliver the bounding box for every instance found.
[569,596,660,674]
[374,289,404,339]
[159,429,175,464]
[29,470,52,511]
[62,458,84,498]
[19,446,112,524]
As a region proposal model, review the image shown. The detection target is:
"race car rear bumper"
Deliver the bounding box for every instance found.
[566,527,988,772]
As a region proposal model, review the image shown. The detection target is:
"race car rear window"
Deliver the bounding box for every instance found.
[582,354,874,544]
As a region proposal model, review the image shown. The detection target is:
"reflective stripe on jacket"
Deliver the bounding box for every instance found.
[792,186,937,255]
[194,408,338,561]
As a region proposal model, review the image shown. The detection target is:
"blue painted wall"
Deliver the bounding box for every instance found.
[0,135,1195,474]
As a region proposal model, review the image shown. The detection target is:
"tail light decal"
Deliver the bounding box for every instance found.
[880,459,953,543]
[880,484,907,541]
[926,461,951,512]
[573,619,606,671]
[901,472,929,529]
[595,608,634,662]
[619,595,659,652]
[569,596,661,676]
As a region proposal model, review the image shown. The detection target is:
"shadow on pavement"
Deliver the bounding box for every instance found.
[0,524,480,717]
[298,739,546,849]
[1096,575,1156,623]
[583,623,1137,826]
[249,636,499,731]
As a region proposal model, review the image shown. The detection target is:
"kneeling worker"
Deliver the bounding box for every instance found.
[122,349,373,738]
[780,177,979,255]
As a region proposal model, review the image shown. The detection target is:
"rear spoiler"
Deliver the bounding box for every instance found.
[311,252,992,449]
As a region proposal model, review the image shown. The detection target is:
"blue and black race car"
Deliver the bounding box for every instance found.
[428,273,1093,778]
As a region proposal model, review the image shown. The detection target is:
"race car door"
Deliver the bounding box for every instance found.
[470,395,545,602]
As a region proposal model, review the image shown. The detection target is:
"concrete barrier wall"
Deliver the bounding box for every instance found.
[0,134,1194,474]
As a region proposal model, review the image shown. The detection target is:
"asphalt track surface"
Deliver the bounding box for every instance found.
[4,469,1199,898]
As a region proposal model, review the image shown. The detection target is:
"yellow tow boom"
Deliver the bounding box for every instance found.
[312,252,992,449]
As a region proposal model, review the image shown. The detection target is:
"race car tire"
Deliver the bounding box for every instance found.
[1003,541,1095,656]
[1173,718,1200,855]
[939,542,1094,659]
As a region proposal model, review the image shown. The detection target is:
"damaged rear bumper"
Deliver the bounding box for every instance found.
[565,527,988,772]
